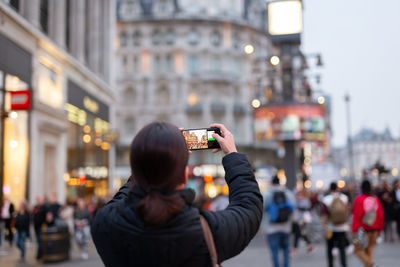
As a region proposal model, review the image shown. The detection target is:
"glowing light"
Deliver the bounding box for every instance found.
[101,142,110,150]
[83,125,91,133]
[304,180,312,189]
[340,168,348,177]
[251,99,261,108]
[392,168,399,177]
[270,56,280,66]
[316,180,324,189]
[63,173,71,182]
[9,140,19,148]
[244,44,255,55]
[187,93,198,106]
[3,186,11,195]
[83,134,91,143]
[222,184,229,195]
[95,138,102,146]
[207,184,217,198]
[10,111,18,119]
[203,175,213,183]
[277,169,286,180]
[338,180,346,188]
[317,96,325,105]
[79,176,86,185]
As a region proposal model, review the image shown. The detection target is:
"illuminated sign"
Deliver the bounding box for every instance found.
[10,90,31,110]
[84,96,99,114]
[267,0,303,44]
[254,104,326,141]
[65,103,110,132]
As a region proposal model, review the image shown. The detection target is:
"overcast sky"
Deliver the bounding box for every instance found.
[301,0,400,147]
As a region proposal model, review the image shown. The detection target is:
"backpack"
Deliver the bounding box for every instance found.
[267,191,294,223]
[329,196,348,225]
[362,197,377,227]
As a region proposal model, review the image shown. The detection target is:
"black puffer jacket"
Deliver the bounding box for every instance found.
[91,153,263,267]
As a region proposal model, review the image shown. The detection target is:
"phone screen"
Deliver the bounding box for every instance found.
[183,128,220,150]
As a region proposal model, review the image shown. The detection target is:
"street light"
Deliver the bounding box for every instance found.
[270,56,280,66]
[244,44,255,55]
[251,99,261,109]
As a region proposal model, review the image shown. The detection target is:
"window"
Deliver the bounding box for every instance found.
[65,0,71,51]
[40,0,49,34]
[123,87,136,104]
[188,30,200,46]
[120,32,128,47]
[211,56,221,72]
[210,30,221,46]
[154,55,162,73]
[232,58,241,75]
[132,31,142,46]
[133,55,140,73]
[152,30,162,45]
[165,30,175,45]
[188,56,199,74]
[166,54,174,73]
[122,56,129,71]
[6,0,19,11]
[157,87,170,105]
[232,32,240,50]
[124,118,136,137]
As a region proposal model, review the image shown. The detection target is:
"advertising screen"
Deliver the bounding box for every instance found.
[254,104,326,141]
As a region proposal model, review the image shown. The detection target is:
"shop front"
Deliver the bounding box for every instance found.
[0,33,32,206]
[65,80,112,201]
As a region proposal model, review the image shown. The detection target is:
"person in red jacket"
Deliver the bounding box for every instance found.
[352,180,384,267]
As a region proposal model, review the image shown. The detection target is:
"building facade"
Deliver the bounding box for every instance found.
[333,128,400,180]
[0,0,116,206]
[114,0,278,182]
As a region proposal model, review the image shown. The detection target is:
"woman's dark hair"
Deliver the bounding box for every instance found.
[361,180,372,195]
[330,182,338,191]
[130,122,189,226]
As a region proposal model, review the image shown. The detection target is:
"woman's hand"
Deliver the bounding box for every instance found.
[209,123,237,155]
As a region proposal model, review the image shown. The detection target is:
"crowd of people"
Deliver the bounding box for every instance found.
[262,177,400,267]
[0,194,106,262]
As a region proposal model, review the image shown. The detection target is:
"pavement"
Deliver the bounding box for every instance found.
[1,233,400,266]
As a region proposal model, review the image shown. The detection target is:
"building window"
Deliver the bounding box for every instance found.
[65,0,71,51]
[122,56,129,71]
[123,87,136,104]
[232,32,240,50]
[133,55,140,73]
[157,87,170,105]
[165,29,175,45]
[188,56,199,74]
[132,30,142,46]
[40,0,49,34]
[152,30,162,45]
[232,58,240,75]
[120,32,128,47]
[6,0,19,11]
[188,30,200,46]
[166,54,174,73]
[211,56,221,72]
[124,117,136,137]
[210,30,221,46]
[154,55,162,73]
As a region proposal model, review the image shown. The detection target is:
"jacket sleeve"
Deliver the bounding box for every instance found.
[200,153,263,263]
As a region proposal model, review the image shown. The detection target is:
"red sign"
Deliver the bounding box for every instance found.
[10,91,31,110]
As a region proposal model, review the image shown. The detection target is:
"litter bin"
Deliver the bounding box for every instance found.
[41,223,70,263]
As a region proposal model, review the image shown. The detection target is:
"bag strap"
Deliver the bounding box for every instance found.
[200,215,220,267]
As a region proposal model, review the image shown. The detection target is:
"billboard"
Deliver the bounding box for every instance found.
[254,104,326,141]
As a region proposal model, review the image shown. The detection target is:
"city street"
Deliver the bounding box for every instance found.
[1,233,400,266]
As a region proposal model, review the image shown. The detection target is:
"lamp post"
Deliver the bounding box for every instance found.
[344,93,355,180]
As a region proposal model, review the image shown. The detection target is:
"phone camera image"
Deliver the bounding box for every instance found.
[182,128,220,150]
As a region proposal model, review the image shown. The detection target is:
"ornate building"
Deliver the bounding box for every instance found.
[114,0,279,180]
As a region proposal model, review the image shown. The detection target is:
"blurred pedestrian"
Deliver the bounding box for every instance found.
[15,201,30,261]
[48,194,61,219]
[1,196,15,246]
[292,190,313,256]
[91,123,263,266]
[74,198,91,260]
[322,182,350,267]
[377,181,396,242]
[60,200,74,235]
[32,195,46,259]
[352,180,384,267]
[263,175,295,267]
[393,180,400,240]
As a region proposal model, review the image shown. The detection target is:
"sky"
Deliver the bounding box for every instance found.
[301,0,400,147]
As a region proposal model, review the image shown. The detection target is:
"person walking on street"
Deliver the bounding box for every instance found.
[91,122,263,267]
[1,197,15,246]
[393,180,400,240]
[322,182,350,267]
[15,201,30,261]
[74,198,91,260]
[292,189,313,256]
[32,195,46,259]
[352,180,384,267]
[263,175,295,267]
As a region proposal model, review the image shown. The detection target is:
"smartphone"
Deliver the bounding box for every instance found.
[182,128,221,150]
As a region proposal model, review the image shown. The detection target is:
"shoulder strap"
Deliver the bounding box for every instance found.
[200,215,220,267]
